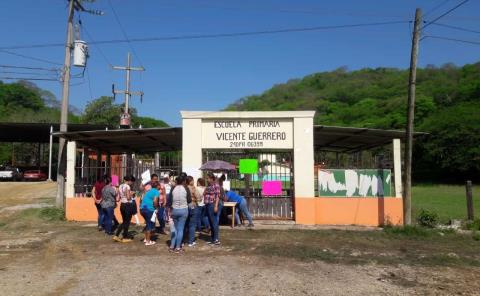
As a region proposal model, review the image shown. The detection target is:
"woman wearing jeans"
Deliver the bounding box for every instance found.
[186,176,198,247]
[91,175,106,231]
[195,178,209,232]
[167,176,191,253]
[204,173,221,245]
[100,176,117,235]
[140,182,159,246]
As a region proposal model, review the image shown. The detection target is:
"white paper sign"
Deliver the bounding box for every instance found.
[223,180,231,191]
[141,169,151,185]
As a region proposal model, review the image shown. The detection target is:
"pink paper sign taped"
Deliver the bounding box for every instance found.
[262,181,282,196]
[111,175,119,187]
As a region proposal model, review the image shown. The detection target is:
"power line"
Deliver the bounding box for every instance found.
[0,64,59,71]
[0,70,59,76]
[423,0,454,18]
[0,20,410,50]
[0,49,62,65]
[421,0,470,30]
[107,0,144,67]
[81,22,113,67]
[432,22,480,34]
[423,35,480,45]
[86,66,94,101]
[0,76,59,81]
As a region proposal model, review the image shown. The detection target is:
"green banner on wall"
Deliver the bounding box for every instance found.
[318,169,392,197]
[239,159,259,174]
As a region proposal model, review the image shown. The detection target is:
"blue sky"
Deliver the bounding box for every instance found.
[1,0,479,126]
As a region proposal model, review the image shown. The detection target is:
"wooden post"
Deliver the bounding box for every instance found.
[466,180,474,220]
[403,8,422,225]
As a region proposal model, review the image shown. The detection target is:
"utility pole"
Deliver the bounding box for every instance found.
[403,8,422,225]
[56,0,75,208]
[56,0,103,208]
[112,52,144,128]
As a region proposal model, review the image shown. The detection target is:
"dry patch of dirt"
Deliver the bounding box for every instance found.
[0,181,56,210]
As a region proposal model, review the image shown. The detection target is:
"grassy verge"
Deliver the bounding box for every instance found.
[0,207,65,229]
[412,184,480,224]
[222,227,480,267]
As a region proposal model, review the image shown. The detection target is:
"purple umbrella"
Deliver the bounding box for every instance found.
[199,160,236,172]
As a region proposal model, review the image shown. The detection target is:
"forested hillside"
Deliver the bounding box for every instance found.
[226,63,480,182]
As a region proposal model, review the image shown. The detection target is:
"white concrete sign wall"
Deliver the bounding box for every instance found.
[201,118,293,149]
[181,111,315,199]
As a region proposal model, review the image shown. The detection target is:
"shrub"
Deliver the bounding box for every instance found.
[417,209,438,228]
[473,232,480,241]
[465,219,480,231]
[383,225,430,237]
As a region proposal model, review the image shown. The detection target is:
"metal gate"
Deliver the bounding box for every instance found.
[203,150,294,220]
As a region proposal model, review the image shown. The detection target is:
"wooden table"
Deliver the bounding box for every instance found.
[223,201,237,228]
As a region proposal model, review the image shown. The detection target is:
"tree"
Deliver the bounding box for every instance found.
[415,101,480,182]
[82,96,169,128]
[82,96,125,125]
[0,82,44,111]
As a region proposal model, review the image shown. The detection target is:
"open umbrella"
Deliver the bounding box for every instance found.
[200,160,236,172]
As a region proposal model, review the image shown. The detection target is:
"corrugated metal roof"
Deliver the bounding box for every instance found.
[50,125,425,154]
[54,127,182,154]
[314,125,426,152]
[0,122,110,143]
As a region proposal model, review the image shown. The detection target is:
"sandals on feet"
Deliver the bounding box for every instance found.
[145,241,156,246]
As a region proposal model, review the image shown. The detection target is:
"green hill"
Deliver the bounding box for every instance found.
[226,63,480,182]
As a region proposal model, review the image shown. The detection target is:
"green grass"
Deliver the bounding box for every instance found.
[383,225,430,237]
[1,207,65,228]
[412,184,480,224]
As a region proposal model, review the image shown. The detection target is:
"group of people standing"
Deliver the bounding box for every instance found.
[92,172,254,254]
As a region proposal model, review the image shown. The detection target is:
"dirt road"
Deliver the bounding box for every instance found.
[0,182,479,296]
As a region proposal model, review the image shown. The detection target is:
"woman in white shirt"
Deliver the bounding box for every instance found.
[195,178,209,232]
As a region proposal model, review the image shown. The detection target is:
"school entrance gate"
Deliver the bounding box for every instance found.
[181,111,316,222]
[203,150,294,220]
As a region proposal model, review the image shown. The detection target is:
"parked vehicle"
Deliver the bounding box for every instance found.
[23,170,47,181]
[0,166,23,181]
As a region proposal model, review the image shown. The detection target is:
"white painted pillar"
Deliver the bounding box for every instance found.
[48,125,53,181]
[393,138,402,198]
[293,117,315,197]
[81,149,85,179]
[182,118,203,179]
[65,141,77,198]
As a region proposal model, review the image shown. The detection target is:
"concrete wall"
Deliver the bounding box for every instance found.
[293,116,314,198]
[295,197,403,226]
[66,198,145,223]
[181,117,203,179]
